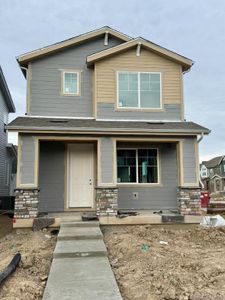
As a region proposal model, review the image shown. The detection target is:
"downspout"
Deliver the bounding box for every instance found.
[197,132,204,189]
[20,66,28,115]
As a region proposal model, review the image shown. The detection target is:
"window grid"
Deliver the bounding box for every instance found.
[117,148,159,184]
[117,71,161,109]
[62,71,79,95]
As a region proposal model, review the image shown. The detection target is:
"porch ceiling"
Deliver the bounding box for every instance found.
[6,117,210,135]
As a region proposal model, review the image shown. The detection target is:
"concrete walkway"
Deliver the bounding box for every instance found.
[43,221,122,300]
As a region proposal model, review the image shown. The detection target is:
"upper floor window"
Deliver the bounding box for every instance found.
[117,72,161,109]
[62,71,80,95]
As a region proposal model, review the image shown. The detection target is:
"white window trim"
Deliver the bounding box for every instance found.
[116,71,162,110]
[117,147,160,185]
[62,71,80,96]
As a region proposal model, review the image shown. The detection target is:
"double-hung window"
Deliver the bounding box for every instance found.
[117,149,159,184]
[117,72,161,109]
[62,71,80,95]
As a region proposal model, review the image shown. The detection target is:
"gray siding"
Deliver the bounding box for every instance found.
[183,138,197,184]
[20,135,35,184]
[97,103,181,121]
[0,89,10,196]
[38,142,65,212]
[100,137,114,183]
[117,143,178,210]
[30,37,122,117]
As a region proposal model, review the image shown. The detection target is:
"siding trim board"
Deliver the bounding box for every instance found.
[16,134,39,188]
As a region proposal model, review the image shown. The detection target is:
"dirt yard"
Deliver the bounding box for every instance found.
[0,219,56,300]
[103,225,225,300]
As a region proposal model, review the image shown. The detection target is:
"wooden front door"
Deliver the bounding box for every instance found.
[67,143,94,208]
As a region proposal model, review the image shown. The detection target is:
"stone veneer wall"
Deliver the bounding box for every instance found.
[177,188,202,215]
[14,189,39,219]
[96,187,118,216]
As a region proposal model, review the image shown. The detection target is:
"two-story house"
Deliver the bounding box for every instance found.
[0,66,17,210]
[7,27,210,223]
[201,156,225,192]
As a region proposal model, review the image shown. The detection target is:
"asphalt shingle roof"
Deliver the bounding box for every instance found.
[202,156,224,169]
[7,117,210,135]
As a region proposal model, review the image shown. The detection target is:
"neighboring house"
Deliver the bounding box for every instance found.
[7,26,210,222]
[201,156,225,192]
[0,66,17,210]
[200,163,209,179]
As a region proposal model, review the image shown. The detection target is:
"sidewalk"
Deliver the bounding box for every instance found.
[43,221,122,300]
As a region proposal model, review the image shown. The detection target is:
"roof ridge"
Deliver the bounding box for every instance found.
[17,26,132,66]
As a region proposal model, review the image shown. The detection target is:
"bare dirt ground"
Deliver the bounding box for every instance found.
[103,225,225,300]
[0,217,56,300]
[0,215,13,238]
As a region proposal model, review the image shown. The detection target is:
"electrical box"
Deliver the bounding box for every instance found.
[132,192,138,199]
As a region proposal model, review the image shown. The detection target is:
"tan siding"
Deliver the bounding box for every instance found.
[95,48,182,105]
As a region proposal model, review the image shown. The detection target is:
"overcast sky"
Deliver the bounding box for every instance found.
[0,0,224,161]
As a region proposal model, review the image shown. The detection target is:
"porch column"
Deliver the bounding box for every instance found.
[177,138,202,215]
[96,137,118,216]
[14,134,40,219]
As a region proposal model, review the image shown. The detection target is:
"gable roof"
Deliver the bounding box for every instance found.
[202,155,225,169]
[6,117,210,135]
[87,37,193,71]
[0,66,15,113]
[17,26,131,67]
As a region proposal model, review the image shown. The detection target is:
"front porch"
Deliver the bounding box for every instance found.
[13,210,204,228]
[14,133,203,226]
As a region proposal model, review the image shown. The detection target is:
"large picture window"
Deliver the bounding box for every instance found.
[62,71,79,95]
[117,149,159,184]
[117,72,161,109]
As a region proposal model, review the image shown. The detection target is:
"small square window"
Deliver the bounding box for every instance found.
[62,71,79,95]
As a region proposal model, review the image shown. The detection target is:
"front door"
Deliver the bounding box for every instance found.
[67,143,94,208]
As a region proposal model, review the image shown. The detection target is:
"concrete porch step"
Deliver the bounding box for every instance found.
[58,226,103,241]
[61,221,99,228]
[53,239,107,258]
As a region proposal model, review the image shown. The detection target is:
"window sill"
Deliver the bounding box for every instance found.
[115,107,164,112]
[61,93,81,97]
[117,183,162,187]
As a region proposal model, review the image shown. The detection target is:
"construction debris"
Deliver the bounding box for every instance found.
[32,217,55,231]
[0,229,56,299]
[0,253,21,285]
[200,215,225,227]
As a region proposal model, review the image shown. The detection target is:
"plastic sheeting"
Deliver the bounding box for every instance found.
[200,215,225,227]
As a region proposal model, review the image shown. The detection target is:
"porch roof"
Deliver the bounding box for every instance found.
[6,117,210,135]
